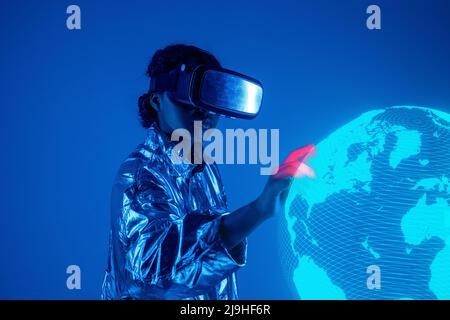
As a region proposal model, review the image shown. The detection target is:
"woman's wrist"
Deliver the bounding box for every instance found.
[220,198,269,250]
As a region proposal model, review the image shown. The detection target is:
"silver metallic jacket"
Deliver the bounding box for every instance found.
[102,123,247,299]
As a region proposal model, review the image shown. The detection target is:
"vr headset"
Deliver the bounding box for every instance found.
[149,63,263,119]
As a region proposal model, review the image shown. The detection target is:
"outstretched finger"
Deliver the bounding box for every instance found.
[272,144,317,179]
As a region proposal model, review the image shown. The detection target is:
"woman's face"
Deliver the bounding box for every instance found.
[155,92,220,136]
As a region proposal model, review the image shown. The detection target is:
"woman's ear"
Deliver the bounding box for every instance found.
[148,93,162,112]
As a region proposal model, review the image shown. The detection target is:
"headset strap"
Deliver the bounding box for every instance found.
[149,68,179,93]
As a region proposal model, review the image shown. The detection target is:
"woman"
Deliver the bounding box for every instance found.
[102,44,293,300]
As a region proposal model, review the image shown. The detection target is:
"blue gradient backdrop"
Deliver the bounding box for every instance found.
[1,0,450,299]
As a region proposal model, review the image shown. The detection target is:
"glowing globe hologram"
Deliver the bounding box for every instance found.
[281,106,450,299]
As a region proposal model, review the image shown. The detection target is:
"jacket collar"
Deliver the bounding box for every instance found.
[144,122,204,177]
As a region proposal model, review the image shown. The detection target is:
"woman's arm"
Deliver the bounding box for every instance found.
[220,175,293,250]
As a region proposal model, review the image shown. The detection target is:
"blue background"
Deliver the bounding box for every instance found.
[1,0,450,299]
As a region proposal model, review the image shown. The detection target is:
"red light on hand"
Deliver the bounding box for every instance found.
[273,144,316,179]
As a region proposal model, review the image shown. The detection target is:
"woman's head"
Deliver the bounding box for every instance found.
[139,44,221,134]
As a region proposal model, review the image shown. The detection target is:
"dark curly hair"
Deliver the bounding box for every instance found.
[138,44,222,128]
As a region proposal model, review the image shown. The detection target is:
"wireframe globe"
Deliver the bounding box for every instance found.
[282,106,450,299]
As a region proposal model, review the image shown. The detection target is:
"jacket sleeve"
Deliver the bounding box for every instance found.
[119,164,247,299]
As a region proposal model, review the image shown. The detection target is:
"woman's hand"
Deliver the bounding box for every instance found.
[220,175,293,250]
[254,175,293,221]
[220,144,316,250]
[255,144,316,221]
